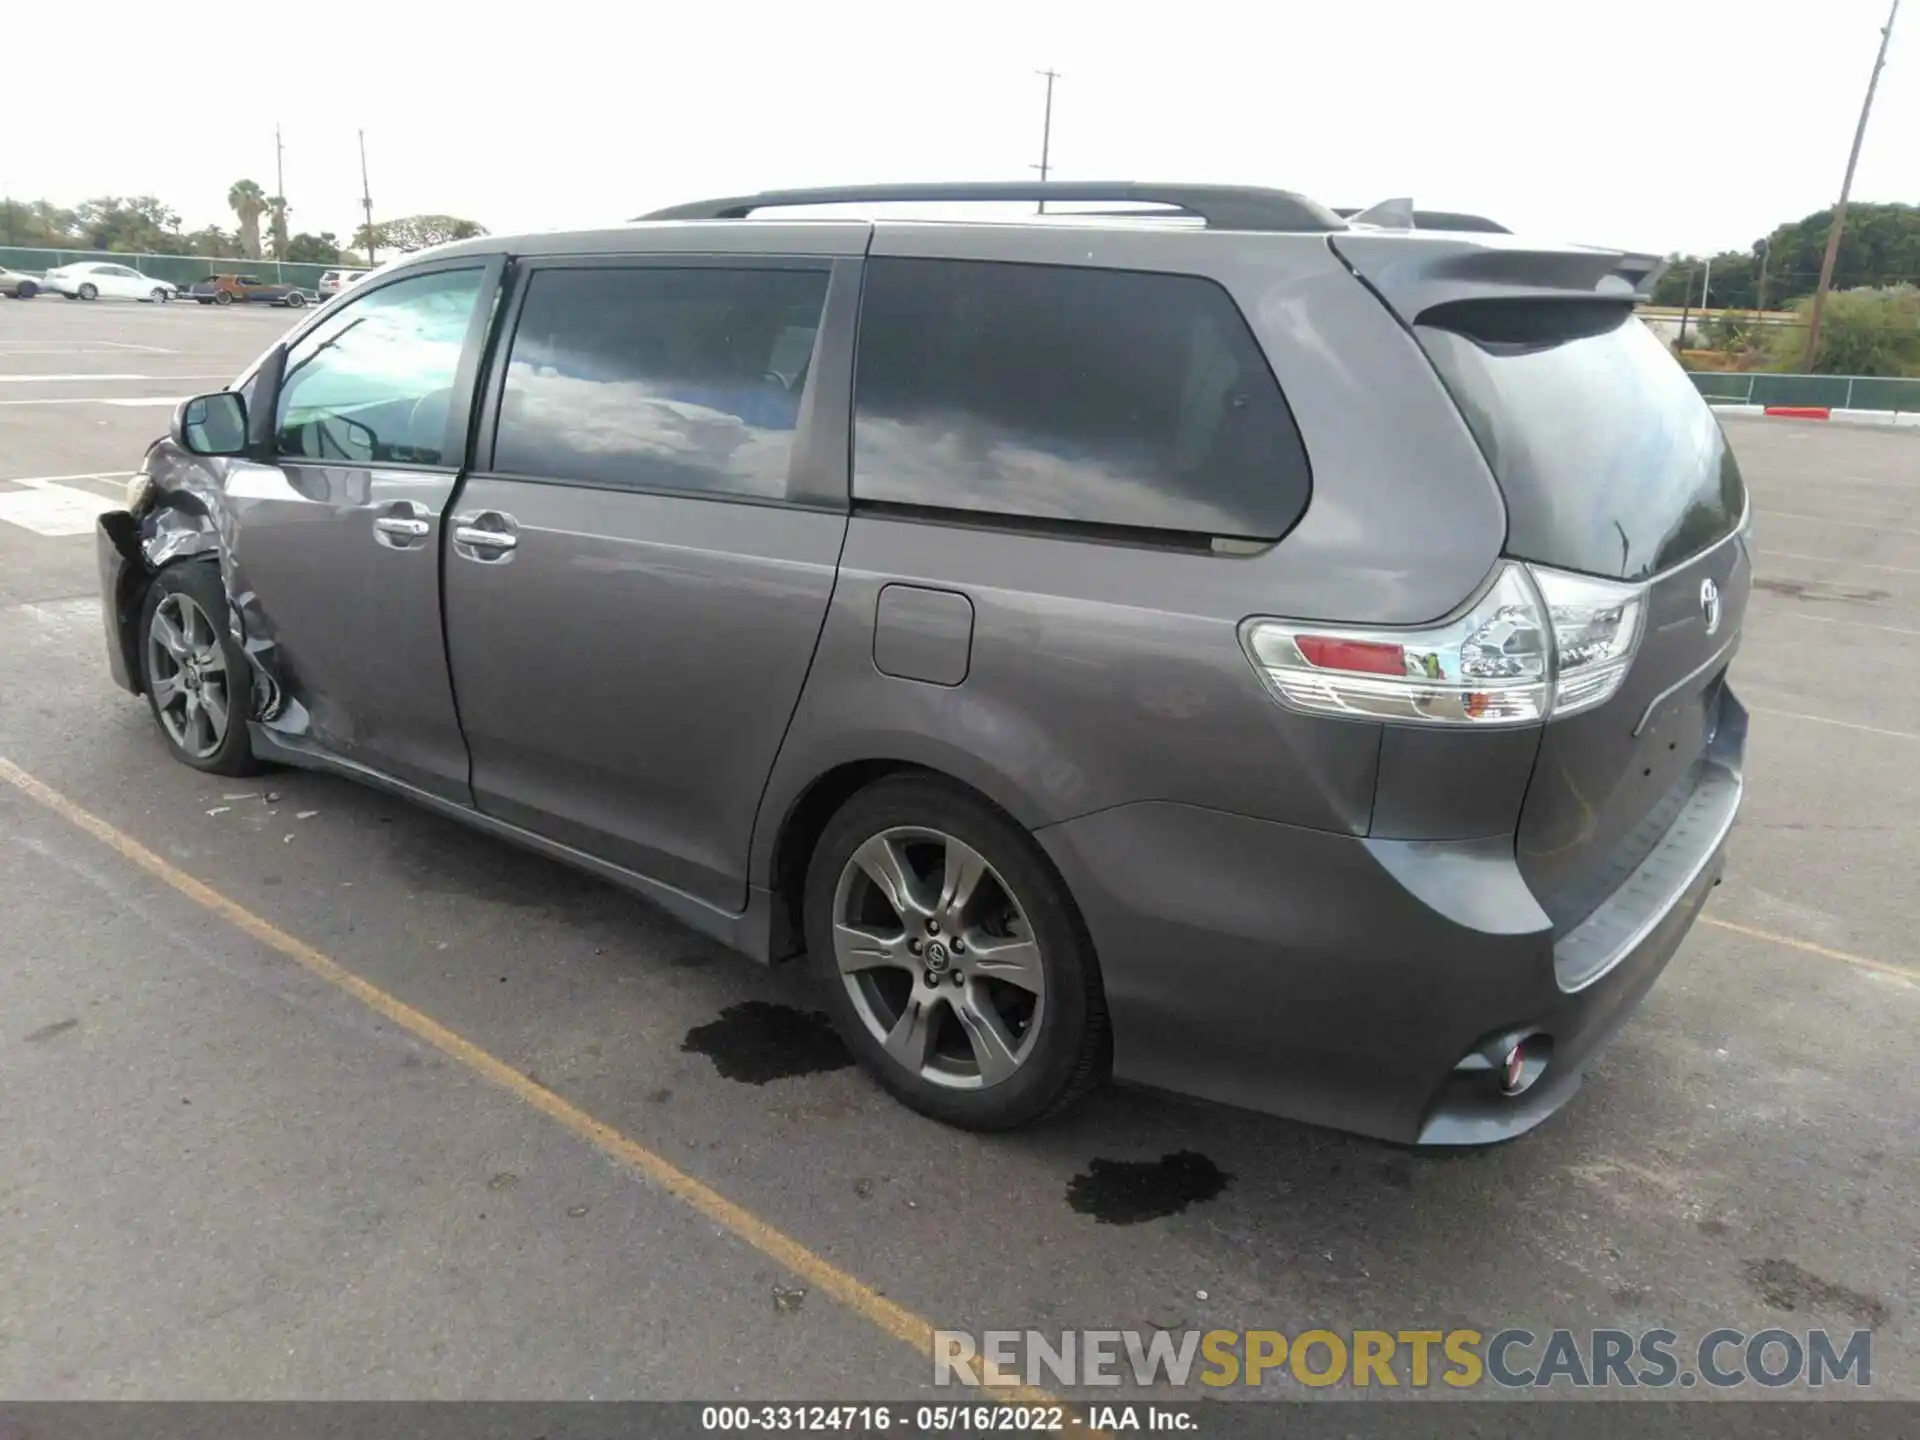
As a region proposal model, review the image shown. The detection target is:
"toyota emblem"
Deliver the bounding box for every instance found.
[1700,577,1722,636]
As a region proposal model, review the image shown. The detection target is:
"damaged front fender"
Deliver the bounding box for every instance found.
[111,438,284,719]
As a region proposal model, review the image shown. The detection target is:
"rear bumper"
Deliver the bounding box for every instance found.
[1036,689,1747,1146]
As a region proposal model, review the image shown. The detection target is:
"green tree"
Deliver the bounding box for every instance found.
[1,197,83,248]
[268,195,291,259]
[228,179,268,260]
[285,231,343,264]
[1764,287,1920,376]
[1654,203,1920,313]
[355,214,488,254]
[72,196,185,254]
[183,225,241,258]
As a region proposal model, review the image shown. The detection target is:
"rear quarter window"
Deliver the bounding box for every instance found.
[852,257,1310,542]
[1416,306,1746,581]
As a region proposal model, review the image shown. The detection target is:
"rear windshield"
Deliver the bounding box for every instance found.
[1416,306,1746,581]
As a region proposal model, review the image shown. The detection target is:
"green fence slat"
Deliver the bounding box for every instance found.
[1690,371,1920,414]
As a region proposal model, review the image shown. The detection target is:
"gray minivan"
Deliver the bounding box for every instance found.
[96,182,1749,1144]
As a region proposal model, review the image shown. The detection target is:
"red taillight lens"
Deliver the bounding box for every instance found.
[1293,635,1406,676]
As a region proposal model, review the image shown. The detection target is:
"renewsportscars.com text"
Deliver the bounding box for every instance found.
[934,1327,1873,1391]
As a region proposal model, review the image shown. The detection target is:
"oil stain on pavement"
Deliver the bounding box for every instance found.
[681,1001,853,1084]
[1066,1151,1232,1224]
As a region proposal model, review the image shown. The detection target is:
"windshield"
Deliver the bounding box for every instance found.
[1417,308,1746,581]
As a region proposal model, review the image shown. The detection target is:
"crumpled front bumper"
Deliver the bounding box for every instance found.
[96,509,144,695]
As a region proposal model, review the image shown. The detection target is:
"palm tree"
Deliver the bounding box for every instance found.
[228,179,267,260]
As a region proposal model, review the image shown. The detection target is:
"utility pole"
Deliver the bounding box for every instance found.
[358,129,376,267]
[274,123,286,272]
[1755,236,1772,315]
[1802,0,1901,370]
[1031,69,1060,214]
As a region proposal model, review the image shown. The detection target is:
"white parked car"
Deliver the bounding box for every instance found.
[44,261,178,303]
[317,268,371,298]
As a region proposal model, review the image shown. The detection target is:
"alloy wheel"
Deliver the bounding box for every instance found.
[146,593,232,760]
[832,826,1046,1090]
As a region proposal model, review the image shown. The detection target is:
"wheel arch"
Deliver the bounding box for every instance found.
[758,751,1086,968]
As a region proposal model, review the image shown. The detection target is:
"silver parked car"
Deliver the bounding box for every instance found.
[96,182,1750,1142]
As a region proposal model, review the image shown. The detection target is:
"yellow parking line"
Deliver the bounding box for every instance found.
[0,755,1062,1409]
[1702,914,1919,984]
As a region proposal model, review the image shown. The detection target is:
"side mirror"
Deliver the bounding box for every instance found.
[172,392,248,456]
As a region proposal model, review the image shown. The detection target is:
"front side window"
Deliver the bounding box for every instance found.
[274,267,483,466]
[852,257,1311,540]
[491,265,830,501]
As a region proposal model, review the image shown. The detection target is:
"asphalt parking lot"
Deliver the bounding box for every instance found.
[0,295,1914,1402]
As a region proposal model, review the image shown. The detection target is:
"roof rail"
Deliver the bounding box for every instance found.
[1334,206,1511,234]
[636,182,1346,233]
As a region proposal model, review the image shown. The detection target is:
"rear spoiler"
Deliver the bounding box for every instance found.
[1331,232,1672,327]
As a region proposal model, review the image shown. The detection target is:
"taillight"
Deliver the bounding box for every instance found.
[1528,567,1644,717]
[1240,562,1645,727]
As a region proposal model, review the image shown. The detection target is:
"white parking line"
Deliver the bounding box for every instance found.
[1758,608,1920,640]
[1747,472,1920,491]
[0,373,232,384]
[0,471,128,487]
[0,481,120,537]
[1749,705,1920,743]
[0,396,183,408]
[1758,549,1920,576]
[0,374,154,383]
[1758,510,1920,536]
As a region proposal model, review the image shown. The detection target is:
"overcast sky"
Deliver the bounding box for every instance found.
[6,0,1912,258]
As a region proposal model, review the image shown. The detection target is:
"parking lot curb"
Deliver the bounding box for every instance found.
[1711,401,1920,427]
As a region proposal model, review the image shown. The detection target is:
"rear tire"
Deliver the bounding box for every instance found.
[214,290,233,306]
[137,563,263,777]
[803,776,1108,1130]
[78,282,98,301]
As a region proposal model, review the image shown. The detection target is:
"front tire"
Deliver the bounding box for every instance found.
[138,564,261,777]
[151,287,170,303]
[285,291,307,309]
[78,282,98,301]
[804,776,1108,1130]
[16,280,35,298]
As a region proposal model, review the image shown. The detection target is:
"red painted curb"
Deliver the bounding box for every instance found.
[1763,405,1831,420]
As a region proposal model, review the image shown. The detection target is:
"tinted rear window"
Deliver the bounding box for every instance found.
[853,257,1310,541]
[1416,306,1745,581]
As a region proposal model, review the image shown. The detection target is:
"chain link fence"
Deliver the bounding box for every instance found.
[0,247,336,290]
[1689,371,1920,413]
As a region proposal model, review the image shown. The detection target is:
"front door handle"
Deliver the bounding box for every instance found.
[372,500,433,550]
[451,510,520,562]
[453,525,517,550]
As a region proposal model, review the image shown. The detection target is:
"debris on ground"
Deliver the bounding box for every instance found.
[772,1284,807,1314]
